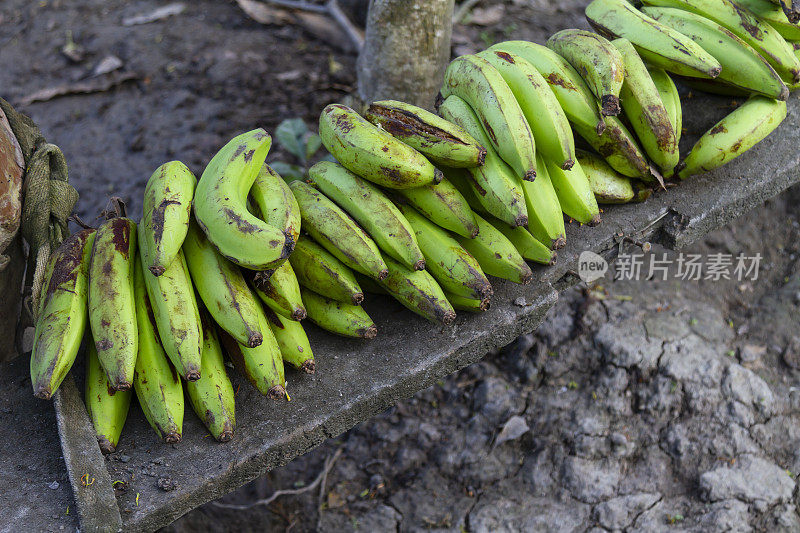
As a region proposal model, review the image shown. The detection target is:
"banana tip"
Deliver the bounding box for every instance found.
[709,66,722,79]
[469,226,480,239]
[479,298,491,312]
[164,433,182,444]
[600,95,621,117]
[519,269,533,285]
[552,236,566,250]
[97,438,116,455]
[360,325,378,340]
[377,269,389,281]
[413,259,426,271]
[779,85,790,102]
[148,265,166,277]
[548,252,558,266]
[114,381,132,392]
[33,388,53,400]
[595,120,606,136]
[433,168,444,184]
[561,159,574,171]
[217,430,234,443]
[248,332,264,348]
[588,214,602,227]
[523,169,536,182]
[186,370,201,382]
[514,215,529,228]
[441,310,457,325]
[301,359,316,374]
[352,292,365,305]
[477,147,487,166]
[268,385,286,400]
[292,308,307,321]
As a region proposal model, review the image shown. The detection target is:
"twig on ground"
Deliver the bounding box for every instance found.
[211,447,343,510]
[17,72,139,106]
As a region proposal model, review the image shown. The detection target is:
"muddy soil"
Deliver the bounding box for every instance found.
[3,1,799,531]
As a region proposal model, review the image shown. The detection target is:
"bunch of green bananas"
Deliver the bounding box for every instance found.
[30,136,317,453]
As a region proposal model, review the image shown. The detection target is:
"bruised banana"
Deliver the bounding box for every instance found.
[319,103,440,189]
[678,96,787,178]
[398,204,492,301]
[183,219,263,347]
[585,0,722,78]
[309,161,425,270]
[250,163,301,253]
[364,100,486,168]
[194,129,291,270]
[264,307,315,373]
[577,150,636,204]
[139,235,202,381]
[85,340,131,454]
[643,7,789,100]
[290,179,388,280]
[486,215,557,266]
[289,236,364,305]
[218,307,286,399]
[649,68,683,146]
[641,0,800,84]
[478,49,575,170]
[524,153,566,250]
[573,115,650,180]
[438,95,528,228]
[544,158,601,226]
[139,161,196,276]
[547,29,625,116]
[301,288,377,339]
[378,255,456,325]
[438,54,538,181]
[133,259,183,443]
[613,38,679,173]
[88,209,137,391]
[30,228,95,399]
[394,178,479,239]
[455,214,533,285]
[252,259,306,321]
[445,292,490,313]
[735,0,800,40]
[186,311,236,442]
[490,41,606,135]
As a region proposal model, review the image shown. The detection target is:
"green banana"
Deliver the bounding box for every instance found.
[85,340,131,454]
[486,215,557,265]
[477,49,576,170]
[264,306,315,373]
[183,219,263,348]
[139,234,202,381]
[378,255,456,325]
[455,213,533,284]
[573,115,651,180]
[438,54,538,181]
[290,180,388,280]
[523,153,566,250]
[88,209,138,391]
[613,38,679,173]
[445,292,491,313]
[319,103,440,189]
[438,95,528,227]
[490,41,606,135]
[133,259,184,443]
[678,77,753,95]
[642,7,789,100]
[186,311,236,442]
[398,204,492,300]
[641,0,800,84]
[139,161,196,276]
[394,178,479,238]
[218,306,286,399]
[678,95,787,178]
[250,163,301,253]
[301,288,377,339]
[30,228,95,399]
[546,29,625,116]
[252,259,306,321]
[309,161,425,270]
[650,68,683,147]
[194,129,291,270]
[289,236,364,305]
[364,100,486,168]
[734,0,800,40]
[544,158,601,226]
[578,150,636,203]
[586,0,722,78]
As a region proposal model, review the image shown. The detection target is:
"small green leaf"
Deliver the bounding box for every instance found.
[275,118,309,162]
[269,161,306,183]
[305,133,322,160]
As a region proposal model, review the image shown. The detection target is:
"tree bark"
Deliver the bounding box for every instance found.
[357,0,454,110]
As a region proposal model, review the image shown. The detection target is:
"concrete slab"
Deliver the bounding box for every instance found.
[6,93,800,532]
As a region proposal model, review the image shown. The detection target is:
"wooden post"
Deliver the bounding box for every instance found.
[357,0,454,110]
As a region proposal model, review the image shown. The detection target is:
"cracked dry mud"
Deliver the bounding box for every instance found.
[166,185,800,532]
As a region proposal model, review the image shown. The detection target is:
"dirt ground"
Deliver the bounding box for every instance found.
[3,0,800,531]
